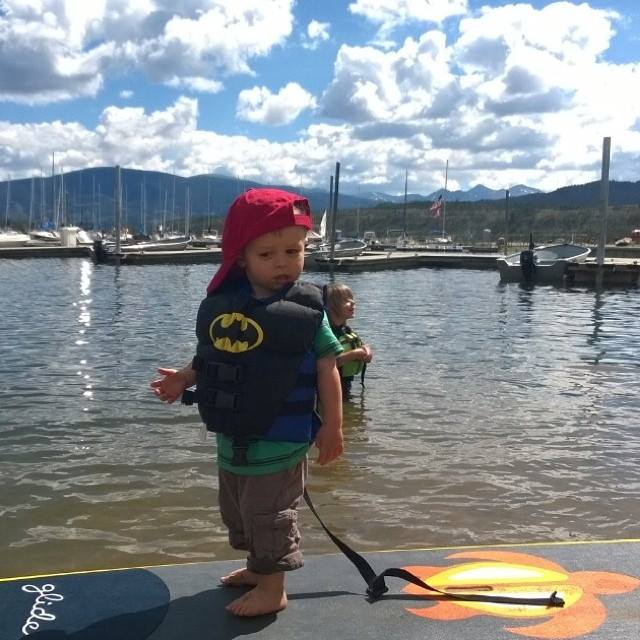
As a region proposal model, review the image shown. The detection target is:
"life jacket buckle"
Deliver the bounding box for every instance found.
[206,362,244,383]
[210,389,240,410]
[231,441,249,465]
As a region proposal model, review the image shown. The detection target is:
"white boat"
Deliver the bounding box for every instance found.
[311,238,367,259]
[75,228,102,246]
[104,235,192,253]
[0,229,30,247]
[192,230,220,247]
[29,229,60,243]
[497,241,591,283]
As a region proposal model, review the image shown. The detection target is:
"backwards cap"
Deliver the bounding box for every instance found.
[206,188,312,294]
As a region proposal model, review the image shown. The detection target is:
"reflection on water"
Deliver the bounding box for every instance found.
[1,259,639,578]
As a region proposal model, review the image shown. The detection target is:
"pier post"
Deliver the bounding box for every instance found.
[504,188,510,255]
[595,137,611,289]
[114,165,122,263]
[329,162,340,275]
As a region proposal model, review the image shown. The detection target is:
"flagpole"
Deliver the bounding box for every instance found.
[442,159,448,239]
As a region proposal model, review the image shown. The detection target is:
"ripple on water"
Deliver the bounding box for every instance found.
[1,261,640,577]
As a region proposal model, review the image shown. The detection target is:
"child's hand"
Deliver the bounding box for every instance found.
[314,423,344,465]
[358,345,373,363]
[150,367,191,403]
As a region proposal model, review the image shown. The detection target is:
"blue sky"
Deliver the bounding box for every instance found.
[1,0,639,194]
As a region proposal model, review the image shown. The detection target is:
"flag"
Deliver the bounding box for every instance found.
[429,195,443,217]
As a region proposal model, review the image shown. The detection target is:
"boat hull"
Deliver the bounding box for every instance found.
[497,243,590,284]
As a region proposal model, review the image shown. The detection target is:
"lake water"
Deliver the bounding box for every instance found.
[1,258,639,579]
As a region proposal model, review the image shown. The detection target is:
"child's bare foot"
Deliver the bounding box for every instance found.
[220,568,260,587]
[226,573,287,617]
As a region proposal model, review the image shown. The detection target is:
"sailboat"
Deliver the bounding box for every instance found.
[306,210,366,259]
[1,176,30,247]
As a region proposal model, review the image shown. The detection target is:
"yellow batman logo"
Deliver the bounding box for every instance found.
[209,312,264,353]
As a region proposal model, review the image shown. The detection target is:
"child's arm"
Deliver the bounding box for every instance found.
[336,343,373,367]
[150,363,196,403]
[314,355,344,465]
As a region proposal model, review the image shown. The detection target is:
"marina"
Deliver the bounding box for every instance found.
[3,3,640,634]
[1,243,639,286]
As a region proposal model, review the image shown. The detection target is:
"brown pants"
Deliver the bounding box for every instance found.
[218,458,307,574]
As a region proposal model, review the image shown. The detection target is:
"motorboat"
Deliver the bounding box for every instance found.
[0,229,30,247]
[497,238,590,283]
[310,238,367,260]
[192,230,221,247]
[104,235,192,253]
[28,229,60,244]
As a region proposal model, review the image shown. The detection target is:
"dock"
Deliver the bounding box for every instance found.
[568,257,640,286]
[307,251,498,272]
[111,247,222,265]
[0,245,91,259]
[1,244,639,287]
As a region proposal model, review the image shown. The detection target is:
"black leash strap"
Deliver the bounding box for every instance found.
[303,489,565,607]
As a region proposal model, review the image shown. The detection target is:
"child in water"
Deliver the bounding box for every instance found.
[324,283,373,396]
[151,188,344,617]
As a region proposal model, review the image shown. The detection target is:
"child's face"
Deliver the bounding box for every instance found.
[336,296,355,323]
[238,225,306,297]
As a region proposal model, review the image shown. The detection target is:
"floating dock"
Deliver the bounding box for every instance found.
[0,245,91,259]
[307,251,499,272]
[110,247,222,265]
[568,257,640,286]
[2,245,639,287]
[2,539,638,639]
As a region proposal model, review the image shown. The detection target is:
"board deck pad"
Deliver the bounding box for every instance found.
[2,540,639,640]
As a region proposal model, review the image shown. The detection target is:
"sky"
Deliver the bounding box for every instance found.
[0,0,639,195]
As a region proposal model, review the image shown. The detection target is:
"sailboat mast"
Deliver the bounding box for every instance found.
[4,175,10,227]
[442,160,448,238]
[207,177,211,232]
[402,169,408,240]
[29,176,35,229]
[51,152,56,226]
[40,169,45,226]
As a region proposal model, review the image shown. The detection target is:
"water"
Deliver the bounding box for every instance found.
[1,259,639,579]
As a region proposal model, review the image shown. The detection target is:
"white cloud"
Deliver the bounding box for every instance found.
[236,83,317,125]
[0,0,296,103]
[317,2,640,191]
[1,2,640,194]
[119,90,134,99]
[166,76,223,94]
[321,31,452,123]
[302,20,330,50]
[349,0,468,33]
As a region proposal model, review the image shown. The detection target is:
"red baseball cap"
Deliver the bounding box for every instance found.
[206,188,312,294]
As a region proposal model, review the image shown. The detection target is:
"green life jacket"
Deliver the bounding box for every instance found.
[336,326,364,378]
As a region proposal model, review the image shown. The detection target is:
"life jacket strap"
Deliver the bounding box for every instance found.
[303,489,565,608]
[192,356,244,383]
[181,388,240,411]
[231,436,250,466]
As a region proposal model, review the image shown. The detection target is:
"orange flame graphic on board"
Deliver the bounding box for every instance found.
[403,550,639,639]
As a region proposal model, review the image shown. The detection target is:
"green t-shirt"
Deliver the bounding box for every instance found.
[216,311,342,475]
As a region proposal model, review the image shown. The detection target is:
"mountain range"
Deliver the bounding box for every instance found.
[1,167,638,231]
[360,183,540,204]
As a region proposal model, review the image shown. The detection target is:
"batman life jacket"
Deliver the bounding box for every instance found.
[181,280,324,462]
[334,325,365,378]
